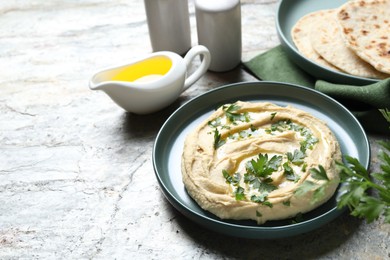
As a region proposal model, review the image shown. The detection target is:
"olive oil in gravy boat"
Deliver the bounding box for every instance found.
[89,45,211,114]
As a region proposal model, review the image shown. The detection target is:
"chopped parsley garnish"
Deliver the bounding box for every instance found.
[283,162,297,181]
[266,120,319,153]
[208,117,222,128]
[294,179,318,197]
[301,162,307,173]
[287,149,306,166]
[234,186,246,201]
[222,153,281,204]
[222,170,241,185]
[223,170,245,201]
[244,174,277,194]
[291,212,304,224]
[213,128,225,149]
[223,103,241,113]
[289,122,303,132]
[270,112,277,121]
[251,194,273,207]
[294,165,331,204]
[239,130,250,138]
[222,103,251,124]
[300,134,319,152]
[269,120,288,132]
[246,154,282,178]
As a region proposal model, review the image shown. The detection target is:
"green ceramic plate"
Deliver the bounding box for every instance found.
[153,82,370,239]
[276,0,378,85]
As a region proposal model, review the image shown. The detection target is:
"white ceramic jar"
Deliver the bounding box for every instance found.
[195,0,242,72]
[144,0,192,55]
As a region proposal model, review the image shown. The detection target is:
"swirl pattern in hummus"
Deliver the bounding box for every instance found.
[181,101,342,224]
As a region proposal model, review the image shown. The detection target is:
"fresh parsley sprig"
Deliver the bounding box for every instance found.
[336,141,390,224]
[222,104,251,124]
[245,153,282,178]
[222,170,246,201]
[222,153,281,206]
[213,128,225,149]
[287,149,306,166]
[294,165,331,204]
[379,108,390,129]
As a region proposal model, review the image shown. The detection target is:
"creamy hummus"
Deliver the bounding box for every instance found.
[181,101,342,224]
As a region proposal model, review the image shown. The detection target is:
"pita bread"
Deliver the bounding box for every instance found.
[291,9,342,72]
[311,9,389,79]
[336,0,390,74]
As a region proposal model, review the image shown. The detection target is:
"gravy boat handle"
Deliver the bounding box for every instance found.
[183,45,211,91]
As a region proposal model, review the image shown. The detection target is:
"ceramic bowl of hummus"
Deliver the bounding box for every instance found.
[153,81,370,239]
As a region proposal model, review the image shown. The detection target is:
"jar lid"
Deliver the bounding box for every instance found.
[195,0,240,12]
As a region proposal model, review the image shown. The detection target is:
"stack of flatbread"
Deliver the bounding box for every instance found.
[291,0,390,79]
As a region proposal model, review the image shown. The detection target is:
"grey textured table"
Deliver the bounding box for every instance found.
[0,0,389,259]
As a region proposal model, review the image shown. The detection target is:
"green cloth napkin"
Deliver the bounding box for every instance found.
[243,45,390,135]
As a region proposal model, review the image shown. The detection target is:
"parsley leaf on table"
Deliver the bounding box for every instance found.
[337,141,390,223]
[379,108,390,129]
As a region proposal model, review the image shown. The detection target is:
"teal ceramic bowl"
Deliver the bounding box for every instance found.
[276,0,379,86]
[153,81,370,239]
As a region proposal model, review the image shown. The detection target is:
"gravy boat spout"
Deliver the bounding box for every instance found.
[89,45,211,114]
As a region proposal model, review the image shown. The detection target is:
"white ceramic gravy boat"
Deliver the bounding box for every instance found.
[89,45,211,114]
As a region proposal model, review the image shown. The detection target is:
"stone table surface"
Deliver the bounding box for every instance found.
[0,0,389,259]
